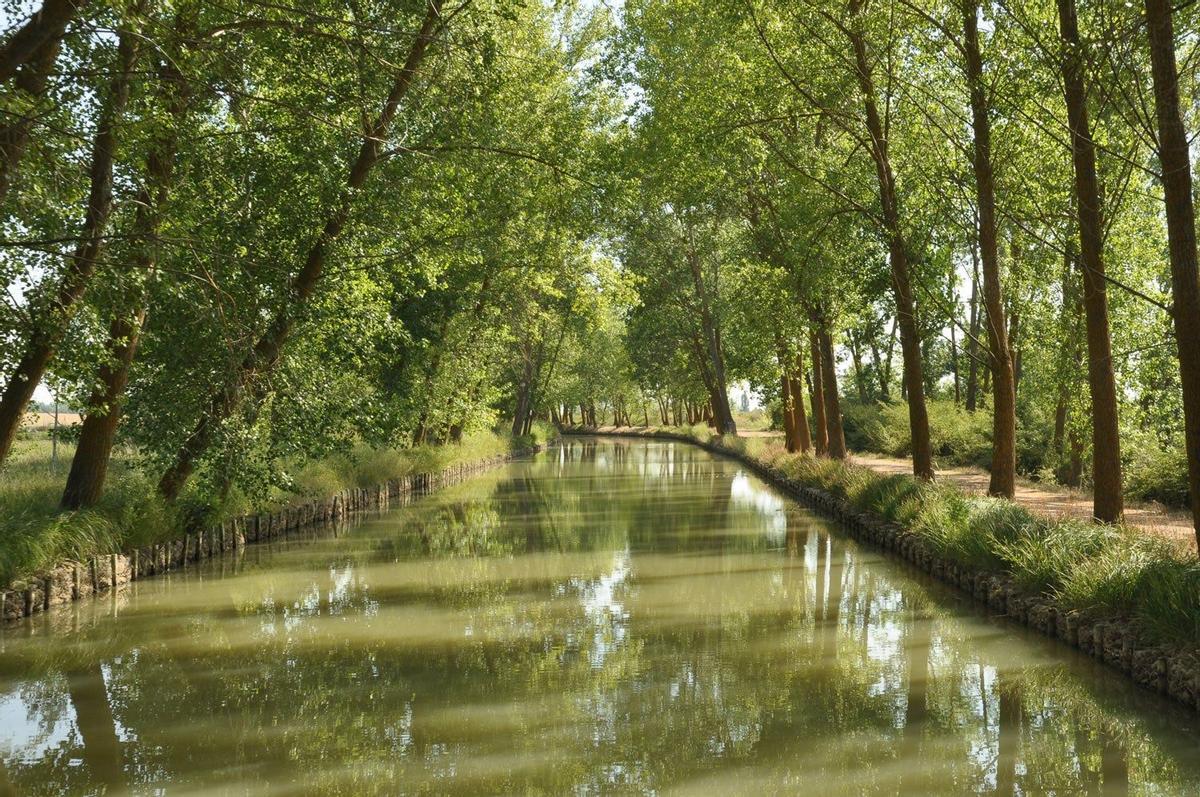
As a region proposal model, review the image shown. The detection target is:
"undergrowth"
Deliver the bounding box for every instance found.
[0,426,555,584]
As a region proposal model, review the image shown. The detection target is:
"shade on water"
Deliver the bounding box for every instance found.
[0,437,1198,794]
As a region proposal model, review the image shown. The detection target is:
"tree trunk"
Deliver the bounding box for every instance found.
[62,54,186,509]
[778,346,798,451]
[846,0,933,479]
[0,0,87,85]
[1144,0,1200,547]
[809,332,828,456]
[156,1,443,500]
[963,0,1017,497]
[1057,0,1124,522]
[779,342,811,454]
[848,330,869,403]
[869,323,893,402]
[818,324,847,458]
[950,317,961,405]
[0,24,138,467]
[685,247,736,435]
[511,352,534,439]
[60,313,142,508]
[790,355,812,454]
[965,241,981,412]
[1009,304,1022,402]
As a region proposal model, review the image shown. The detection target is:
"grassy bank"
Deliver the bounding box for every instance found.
[631,425,1200,648]
[0,426,554,585]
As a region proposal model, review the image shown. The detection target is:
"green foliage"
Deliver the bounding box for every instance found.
[1124,443,1191,508]
[842,399,995,468]
[0,430,548,583]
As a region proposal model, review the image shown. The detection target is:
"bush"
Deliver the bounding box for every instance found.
[1125,444,1190,508]
[842,399,992,467]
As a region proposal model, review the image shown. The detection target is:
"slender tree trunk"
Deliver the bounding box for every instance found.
[511,351,535,439]
[62,55,186,508]
[965,241,981,412]
[1144,0,1200,547]
[1057,0,1124,522]
[1053,392,1069,457]
[156,1,443,500]
[685,247,736,434]
[1009,305,1022,402]
[0,0,87,85]
[963,0,1017,497]
[818,323,847,458]
[882,316,897,399]
[790,353,812,453]
[0,24,138,467]
[810,332,828,456]
[848,330,869,403]
[869,326,891,401]
[950,318,961,405]
[778,345,799,451]
[846,0,933,479]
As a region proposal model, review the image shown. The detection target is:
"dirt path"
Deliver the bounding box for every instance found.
[593,425,1197,552]
[849,453,1195,551]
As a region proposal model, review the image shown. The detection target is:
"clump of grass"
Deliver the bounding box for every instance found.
[1135,557,1200,644]
[0,449,179,582]
[293,459,352,498]
[909,486,996,568]
[995,518,1101,593]
[850,473,922,522]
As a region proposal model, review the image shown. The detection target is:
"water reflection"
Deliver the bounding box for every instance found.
[0,437,1197,794]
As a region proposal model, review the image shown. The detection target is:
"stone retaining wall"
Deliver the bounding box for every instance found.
[0,445,540,625]
[566,427,1200,715]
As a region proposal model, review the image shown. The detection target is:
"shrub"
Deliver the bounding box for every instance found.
[841,399,992,467]
[1124,444,1190,508]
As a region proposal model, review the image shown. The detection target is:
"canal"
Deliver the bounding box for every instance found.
[0,437,1197,794]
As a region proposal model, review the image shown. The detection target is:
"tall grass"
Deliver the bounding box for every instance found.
[0,427,554,584]
[661,424,1200,647]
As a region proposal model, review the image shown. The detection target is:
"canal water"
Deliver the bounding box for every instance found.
[0,437,1197,794]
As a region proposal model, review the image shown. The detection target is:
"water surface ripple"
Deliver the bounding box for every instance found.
[1,438,1198,794]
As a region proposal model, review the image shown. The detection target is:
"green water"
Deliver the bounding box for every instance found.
[1,438,1197,795]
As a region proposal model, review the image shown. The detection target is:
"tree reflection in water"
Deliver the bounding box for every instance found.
[0,438,1196,794]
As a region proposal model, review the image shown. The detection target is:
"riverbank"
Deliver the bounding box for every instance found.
[565,425,1200,713]
[0,431,550,624]
[738,425,1195,550]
